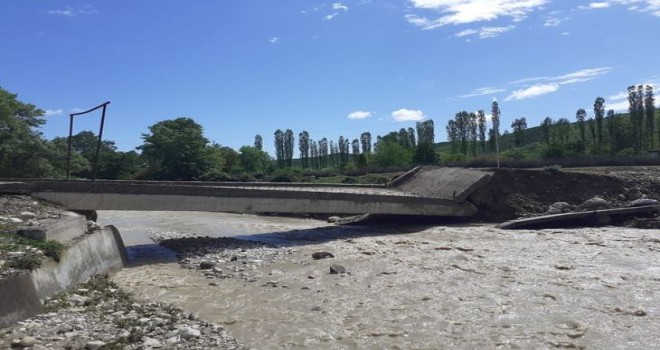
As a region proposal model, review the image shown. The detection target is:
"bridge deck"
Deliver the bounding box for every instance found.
[0,167,493,217]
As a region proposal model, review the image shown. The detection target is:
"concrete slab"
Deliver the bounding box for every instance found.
[17,212,88,244]
[498,205,660,230]
[392,167,493,203]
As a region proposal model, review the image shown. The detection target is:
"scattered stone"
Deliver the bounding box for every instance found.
[554,263,574,270]
[181,327,201,339]
[576,197,609,211]
[18,336,38,347]
[312,251,334,260]
[327,216,341,223]
[142,337,162,348]
[84,340,106,349]
[19,212,37,220]
[550,202,572,212]
[329,264,347,274]
[9,218,24,224]
[199,260,217,270]
[634,309,647,316]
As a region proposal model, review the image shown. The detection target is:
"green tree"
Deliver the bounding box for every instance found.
[360,132,372,154]
[239,146,270,173]
[644,85,655,149]
[0,87,57,177]
[628,85,644,151]
[138,117,216,180]
[254,135,263,151]
[593,97,605,146]
[372,139,412,168]
[274,129,284,168]
[283,129,294,168]
[416,120,435,144]
[477,110,486,152]
[298,131,310,169]
[511,117,527,147]
[575,108,587,143]
[540,117,553,145]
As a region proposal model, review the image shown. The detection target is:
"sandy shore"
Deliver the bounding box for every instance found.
[105,211,660,349]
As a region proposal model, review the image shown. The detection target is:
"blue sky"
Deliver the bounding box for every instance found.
[2,0,659,154]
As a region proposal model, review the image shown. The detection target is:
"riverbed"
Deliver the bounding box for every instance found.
[100,211,660,349]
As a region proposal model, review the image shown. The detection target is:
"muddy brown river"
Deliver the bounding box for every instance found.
[100,211,659,349]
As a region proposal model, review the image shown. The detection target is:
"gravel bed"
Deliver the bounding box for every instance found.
[0,276,245,350]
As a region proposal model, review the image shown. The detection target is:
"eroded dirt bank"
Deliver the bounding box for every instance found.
[106,211,660,349]
[469,166,660,221]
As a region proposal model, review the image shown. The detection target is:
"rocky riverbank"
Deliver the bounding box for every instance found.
[0,275,245,350]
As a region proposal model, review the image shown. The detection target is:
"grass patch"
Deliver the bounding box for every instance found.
[1,230,66,271]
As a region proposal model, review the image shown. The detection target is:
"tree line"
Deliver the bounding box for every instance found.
[444,84,658,162]
[271,120,436,172]
[0,87,437,181]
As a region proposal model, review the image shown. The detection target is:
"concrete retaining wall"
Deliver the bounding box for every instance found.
[0,226,127,329]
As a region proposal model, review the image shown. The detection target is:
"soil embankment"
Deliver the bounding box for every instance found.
[468,167,660,222]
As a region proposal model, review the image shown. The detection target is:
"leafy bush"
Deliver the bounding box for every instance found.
[269,168,303,182]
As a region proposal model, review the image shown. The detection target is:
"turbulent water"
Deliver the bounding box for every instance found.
[100,211,660,349]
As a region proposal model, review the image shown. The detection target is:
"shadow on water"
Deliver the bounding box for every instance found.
[118,215,467,265]
[155,222,442,259]
[123,243,178,267]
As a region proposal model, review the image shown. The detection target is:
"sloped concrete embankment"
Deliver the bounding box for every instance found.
[0,226,128,329]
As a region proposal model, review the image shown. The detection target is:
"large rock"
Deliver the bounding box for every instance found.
[576,197,609,211]
[631,198,659,207]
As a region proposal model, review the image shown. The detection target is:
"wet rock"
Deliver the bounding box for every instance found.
[85,340,106,349]
[142,337,162,348]
[631,198,658,207]
[18,336,38,347]
[312,251,334,260]
[634,309,647,316]
[181,327,201,339]
[329,264,347,274]
[576,197,609,211]
[19,212,37,220]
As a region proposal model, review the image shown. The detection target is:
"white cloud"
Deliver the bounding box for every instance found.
[455,25,514,39]
[44,109,63,116]
[554,67,612,84]
[560,31,571,35]
[459,87,506,98]
[406,0,548,29]
[455,28,479,37]
[324,2,349,20]
[544,16,567,26]
[579,0,660,16]
[269,37,279,43]
[505,83,560,101]
[510,67,612,85]
[48,6,97,16]
[391,109,426,122]
[48,7,74,16]
[609,91,628,100]
[347,111,373,119]
[333,3,349,11]
[478,25,515,38]
[605,100,630,112]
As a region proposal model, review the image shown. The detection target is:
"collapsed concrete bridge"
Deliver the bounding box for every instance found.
[0,167,492,218]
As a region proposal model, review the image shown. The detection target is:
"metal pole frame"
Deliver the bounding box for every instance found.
[65,101,111,181]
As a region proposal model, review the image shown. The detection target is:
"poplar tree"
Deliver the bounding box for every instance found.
[477,110,486,152]
[644,85,655,149]
[593,97,605,146]
[575,109,586,143]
